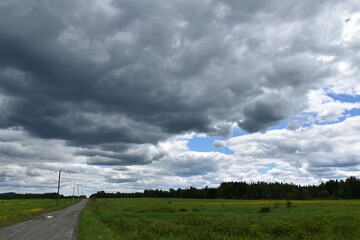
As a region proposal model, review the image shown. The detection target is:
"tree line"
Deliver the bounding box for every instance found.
[0,192,86,199]
[91,176,360,200]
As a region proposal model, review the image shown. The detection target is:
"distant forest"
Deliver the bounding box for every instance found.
[0,192,86,200]
[91,176,360,200]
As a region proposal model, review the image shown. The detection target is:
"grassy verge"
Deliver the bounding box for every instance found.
[78,198,360,240]
[0,198,81,228]
[78,198,117,240]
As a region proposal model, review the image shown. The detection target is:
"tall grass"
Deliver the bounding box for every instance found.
[78,198,360,240]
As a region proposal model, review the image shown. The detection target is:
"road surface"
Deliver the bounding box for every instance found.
[0,199,88,240]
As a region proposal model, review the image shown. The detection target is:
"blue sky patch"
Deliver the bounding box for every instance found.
[327,93,360,103]
[187,127,248,154]
[257,163,276,174]
[344,108,360,117]
[268,120,290,131]
[231,127,246,137]
[95,165,112,168]
[187,136,233,154]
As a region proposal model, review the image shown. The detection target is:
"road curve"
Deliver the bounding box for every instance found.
[0,199,88,240]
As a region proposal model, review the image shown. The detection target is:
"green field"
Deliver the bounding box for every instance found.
[78,198,360,240]
[0,198,81,228]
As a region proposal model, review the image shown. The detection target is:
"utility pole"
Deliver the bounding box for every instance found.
[72,182,75,203]
[77,184,80,198]
[56,170,61,207]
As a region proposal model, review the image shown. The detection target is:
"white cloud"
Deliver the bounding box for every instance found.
[1,116,360,195]
[226,116,360,181]
[306,89,360,123]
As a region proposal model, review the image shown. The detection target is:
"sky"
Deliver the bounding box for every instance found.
[0,0,359,196]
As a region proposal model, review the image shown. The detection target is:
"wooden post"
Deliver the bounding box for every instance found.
[56,170,61,207]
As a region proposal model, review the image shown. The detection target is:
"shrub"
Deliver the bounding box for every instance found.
[259,207,271,213]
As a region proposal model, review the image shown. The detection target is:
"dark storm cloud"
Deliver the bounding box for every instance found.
[238,94,292,133]
[105,174,138,183]
[77,143,165,165]
[0,0,352,165]
[25,169,41,177]
[0,170,13,183]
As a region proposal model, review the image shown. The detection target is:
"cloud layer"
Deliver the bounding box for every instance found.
[0,0,359,194]
[1,1,354,156]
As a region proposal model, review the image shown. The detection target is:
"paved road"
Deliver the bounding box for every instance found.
[0,199,88,240]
